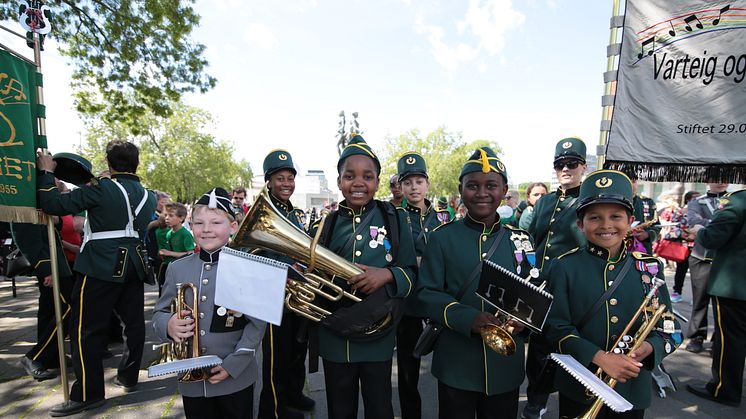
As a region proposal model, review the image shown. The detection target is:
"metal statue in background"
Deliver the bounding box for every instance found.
[335,110,363,156]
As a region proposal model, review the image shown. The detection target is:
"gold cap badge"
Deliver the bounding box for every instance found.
[595,177,613,188]
[278,154,288,161]
[562,141,572,149]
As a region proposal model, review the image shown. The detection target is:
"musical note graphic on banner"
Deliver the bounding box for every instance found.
[684,14,703,31]
[668,21,676,37]
[637,36,656,59]
[712,5,730,26]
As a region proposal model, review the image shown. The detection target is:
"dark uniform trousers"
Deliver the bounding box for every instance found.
[558,394,644,419]
[396,314,423,419]
[687,256,712,339]
[258,313,308,418]
[323,359,394,419]
[524,333,553,407]
[437,381,519,419]
[183,384,254,419]
[27,275,74,368]
[69,270,145,402]
[707,296,746,403]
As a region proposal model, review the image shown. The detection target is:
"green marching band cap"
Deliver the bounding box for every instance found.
[437,196,448,206]
[554,137,587,163]
[397,151,428,182]
[263,149,297,181]
[195,187,236,219]
[576,169,634,215]
[459,146,508,183]
[52,152,94,187]
[337,135,381,175]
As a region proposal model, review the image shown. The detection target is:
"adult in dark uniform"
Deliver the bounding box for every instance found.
[626,173,658,254]
[524,137,588,419]
[684,183,729,354]
[685,188,746,407]
[395,152,449,419]
[13,220,73,381]
[545,170,680,418]
[37,141,156,417]
[257,150,315,419]
[308,136,418,419]
[415,147,531,419]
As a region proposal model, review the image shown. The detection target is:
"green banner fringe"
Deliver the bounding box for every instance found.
[0,205,46,224]
[604,161,746,184]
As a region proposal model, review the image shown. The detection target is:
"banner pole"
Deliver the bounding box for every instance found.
[598,0,622,169]
[32,26,69,401]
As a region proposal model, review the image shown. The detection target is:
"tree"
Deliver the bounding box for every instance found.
[377,126,502,200]
[0,1,216,129]
[79,102,252,202]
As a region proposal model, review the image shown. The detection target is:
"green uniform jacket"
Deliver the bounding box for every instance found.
[697,189,746,301]
[415,216,530,395]
[11,221,72,280]
[310,200,417,362]
[632,195,658,254]
[37,172,156,282]
[403,200,450,316]
[528,185,586,271]
[546,245,679,409]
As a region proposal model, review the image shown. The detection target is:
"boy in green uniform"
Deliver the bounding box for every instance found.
[545,170,680,418]
[395,152,449,419]
[257,150,314,419]
[415,147,532,419]
[309,136,417,419]
[684,188,746,407]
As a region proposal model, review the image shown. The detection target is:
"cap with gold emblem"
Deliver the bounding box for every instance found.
[263,149,297,181]
[459,146,508,182]
[576,169,634,215]
[397,152,428,182]
[554,137,586,164]
[337,135,381,175]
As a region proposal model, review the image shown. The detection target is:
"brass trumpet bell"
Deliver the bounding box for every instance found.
[480,322,516,356]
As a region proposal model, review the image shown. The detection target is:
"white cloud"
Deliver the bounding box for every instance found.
[243,23,279,50]
[415,0,525,72]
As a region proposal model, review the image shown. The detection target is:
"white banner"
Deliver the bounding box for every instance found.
[606,1,746,182]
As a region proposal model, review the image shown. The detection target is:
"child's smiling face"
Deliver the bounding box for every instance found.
[337,155,379,212]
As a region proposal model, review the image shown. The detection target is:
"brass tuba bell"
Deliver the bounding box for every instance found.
[231,186,364,322]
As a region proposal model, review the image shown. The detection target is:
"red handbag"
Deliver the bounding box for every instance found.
[653,239,690,263]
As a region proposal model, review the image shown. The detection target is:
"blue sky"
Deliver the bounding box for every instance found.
[1,0,616,185]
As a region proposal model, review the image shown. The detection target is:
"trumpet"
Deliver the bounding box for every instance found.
[173,283,210,382]
[580,278,668,419]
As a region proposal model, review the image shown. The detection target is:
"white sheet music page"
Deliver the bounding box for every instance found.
[215,249,287,326]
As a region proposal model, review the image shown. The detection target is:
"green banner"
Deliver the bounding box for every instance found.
[0,48,41,223]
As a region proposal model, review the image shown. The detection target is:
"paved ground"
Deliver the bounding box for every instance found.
[1,267,743,418]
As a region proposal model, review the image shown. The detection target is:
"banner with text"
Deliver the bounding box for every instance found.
[0,48,41,223]
[606,1,746,182]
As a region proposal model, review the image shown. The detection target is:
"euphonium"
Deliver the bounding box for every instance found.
[231,186,364,323]
[579,278,668,419]
[173,282,210,382]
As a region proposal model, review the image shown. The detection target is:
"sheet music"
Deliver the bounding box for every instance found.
[550,353,633,413]
[215,248,288,326]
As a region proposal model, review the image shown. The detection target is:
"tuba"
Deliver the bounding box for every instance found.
[232,187,392,330]
[579,278,668,418]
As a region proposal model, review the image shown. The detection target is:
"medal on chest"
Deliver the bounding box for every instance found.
[369,226,379,249]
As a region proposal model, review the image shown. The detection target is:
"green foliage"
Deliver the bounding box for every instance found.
[79,102,252,202]
[377,126,502,199]
[0,1,216,129]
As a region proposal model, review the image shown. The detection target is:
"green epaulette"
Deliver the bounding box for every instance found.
[557,247,579,259]
[432,220,454,232]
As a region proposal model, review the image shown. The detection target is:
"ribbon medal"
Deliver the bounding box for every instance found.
[646,262,659,276]
[514,250,524,274]
[384,239,393,262]
[526,251,539,278]
[369,226,379,249]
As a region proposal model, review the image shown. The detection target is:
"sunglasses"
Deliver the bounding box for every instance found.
[554,161,581,170]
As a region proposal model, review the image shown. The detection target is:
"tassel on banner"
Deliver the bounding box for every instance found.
[604,161,746,184]
[0,206,46,224]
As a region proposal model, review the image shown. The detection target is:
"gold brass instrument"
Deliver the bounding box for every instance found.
[173,282,210,382]
[231,186,363,323]
[580,278,668,419]
[480,313,517,356]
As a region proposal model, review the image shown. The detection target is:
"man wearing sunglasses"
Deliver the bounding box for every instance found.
[523,137,588,419]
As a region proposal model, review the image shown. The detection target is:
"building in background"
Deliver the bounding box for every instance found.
[249,169,340,210]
